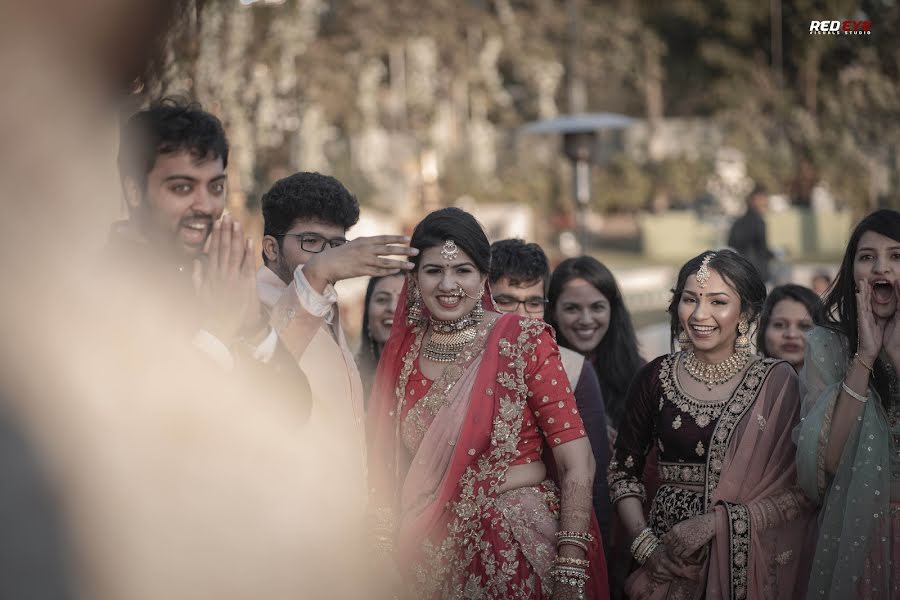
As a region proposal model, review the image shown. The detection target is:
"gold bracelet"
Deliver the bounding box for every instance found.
[841,381,868,403]
[854,354,874,373]
[557,538,588,553]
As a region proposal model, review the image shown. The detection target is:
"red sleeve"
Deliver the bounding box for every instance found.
[524,324,586,448]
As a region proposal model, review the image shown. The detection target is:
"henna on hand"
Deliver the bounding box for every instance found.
[559,477,593,555]
[662,513,716,560]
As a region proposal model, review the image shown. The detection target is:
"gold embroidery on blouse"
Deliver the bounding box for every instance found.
[660,353,729,428]
[672,414,682,430]
[405,318,557,598]
[658,462,705,485]
[400,319,491,455]
[695,440,705,457]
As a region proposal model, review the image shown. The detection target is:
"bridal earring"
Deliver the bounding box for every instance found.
[677,329,692,351]
[407,279,424,325]
[734,319,751,354]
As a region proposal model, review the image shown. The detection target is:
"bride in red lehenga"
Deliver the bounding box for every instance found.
[367,208,609,600]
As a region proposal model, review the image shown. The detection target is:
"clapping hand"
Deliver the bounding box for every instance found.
[194,215,265,346]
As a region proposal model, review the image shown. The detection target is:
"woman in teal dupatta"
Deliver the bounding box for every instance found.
[796,209,900,599]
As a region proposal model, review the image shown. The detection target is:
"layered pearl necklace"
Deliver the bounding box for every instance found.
[422,309,483,363]
[681,349,749,391]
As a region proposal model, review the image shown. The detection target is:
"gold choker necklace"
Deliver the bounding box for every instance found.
[682,350,748,391]
[423,312,483,363]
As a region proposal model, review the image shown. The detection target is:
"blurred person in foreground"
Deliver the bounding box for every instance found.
[796,209,900,598]
[112,98,289,373]
[367,208,609,599]
[489,239,612,551]
[727,184,774,284]
[257,172,417,485]
[356,274,405,402]
[0,1,367,598]
[756,284,821,372]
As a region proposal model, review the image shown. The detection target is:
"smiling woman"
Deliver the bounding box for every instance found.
[609,249,815,600]
[547,257,643,434]
[367,207,610,599]
[356,273,404,400]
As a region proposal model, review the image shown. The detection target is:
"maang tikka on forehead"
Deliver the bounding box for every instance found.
[696,252,715,288]
[440,239,459,261]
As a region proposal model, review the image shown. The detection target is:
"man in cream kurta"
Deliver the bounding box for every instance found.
[257,172,417,501]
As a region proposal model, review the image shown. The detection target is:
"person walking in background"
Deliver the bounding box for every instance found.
[610,250,815,599]
[727,184,774,283]
[367,208,609,599]
[489,238,612,558]
[756,284,821,372]
[357,273,404,402]
[796,209,900,598]
[811,270,832,297]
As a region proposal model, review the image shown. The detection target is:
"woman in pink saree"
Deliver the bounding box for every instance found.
[608,250,815,599]
[368,208,609,599]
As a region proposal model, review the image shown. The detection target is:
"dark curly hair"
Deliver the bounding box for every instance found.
[547,256,643,428]
[261,172,360,239]
[117,96,228,194]
[667,249,767,350]
[409,207,490,274]
[489,239,550,291]
[818,209,900,407]
[756,284,822,357]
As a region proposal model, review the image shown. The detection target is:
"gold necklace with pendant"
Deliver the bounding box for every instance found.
[682,349,748,391]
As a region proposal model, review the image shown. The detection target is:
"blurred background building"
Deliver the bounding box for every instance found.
[139,0,899,356]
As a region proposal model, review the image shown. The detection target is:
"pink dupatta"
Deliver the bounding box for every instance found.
[626,360,815,600]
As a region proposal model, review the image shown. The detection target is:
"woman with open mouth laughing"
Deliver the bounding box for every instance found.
[796,208,900,599]
[609,249,815,599]
[367,207,609,599]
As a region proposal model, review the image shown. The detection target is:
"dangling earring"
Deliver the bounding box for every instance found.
[471,285,486,321]
[677,329,692,351]
[734,319,751,354]
[407,279,424,325]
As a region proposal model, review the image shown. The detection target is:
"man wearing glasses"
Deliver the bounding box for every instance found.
[489,238,611,549]
[257,172,416,494]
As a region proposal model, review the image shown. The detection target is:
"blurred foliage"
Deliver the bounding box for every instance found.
[147,0,899,218]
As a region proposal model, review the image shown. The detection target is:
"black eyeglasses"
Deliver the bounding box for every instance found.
[493,295,548,314]
[276,232,347,253]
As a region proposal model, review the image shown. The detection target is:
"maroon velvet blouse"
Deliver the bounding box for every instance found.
[609,354,730,502]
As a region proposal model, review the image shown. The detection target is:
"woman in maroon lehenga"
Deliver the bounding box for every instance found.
[608,250,815,599]
[368,208,609,600]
